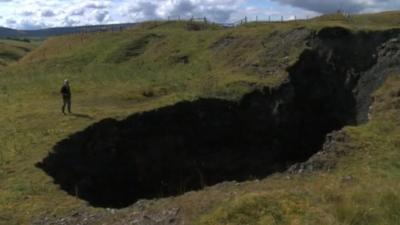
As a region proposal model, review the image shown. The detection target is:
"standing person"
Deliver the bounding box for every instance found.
[61,79,72,114]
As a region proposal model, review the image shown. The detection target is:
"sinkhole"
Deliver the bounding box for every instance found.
[37,27,400,208]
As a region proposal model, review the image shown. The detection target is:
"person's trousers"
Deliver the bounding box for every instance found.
[62,97,71,114]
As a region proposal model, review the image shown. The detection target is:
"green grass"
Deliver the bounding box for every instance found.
[1,11,400,225]
[0,39,40,69]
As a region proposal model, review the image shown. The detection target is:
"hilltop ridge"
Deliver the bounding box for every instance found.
[0,23,137,38]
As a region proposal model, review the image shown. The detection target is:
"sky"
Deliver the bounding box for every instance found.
[0,0,399,30]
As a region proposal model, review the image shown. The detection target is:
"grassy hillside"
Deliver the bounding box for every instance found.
[313,11,400,29]
[0,39,40,69]
[0,12,400,225]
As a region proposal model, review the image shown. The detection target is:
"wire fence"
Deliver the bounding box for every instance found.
[165,15,317,27]
[155,12,352,27]
[74,12,353,34]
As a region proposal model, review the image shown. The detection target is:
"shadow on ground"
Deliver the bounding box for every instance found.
[70,113,94,120]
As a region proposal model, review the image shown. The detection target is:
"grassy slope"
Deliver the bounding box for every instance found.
[0,12,400,224]
[0,39,40,69]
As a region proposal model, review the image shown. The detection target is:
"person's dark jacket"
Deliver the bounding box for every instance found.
[61,85,71,99]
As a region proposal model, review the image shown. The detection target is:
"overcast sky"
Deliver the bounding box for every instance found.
[0,0,399,29]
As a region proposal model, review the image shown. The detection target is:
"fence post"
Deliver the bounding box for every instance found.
[281,16,283,22]
[256,15,258,22]
[245,16,248,23]
[269,16,271,22]
[204,17,207,24]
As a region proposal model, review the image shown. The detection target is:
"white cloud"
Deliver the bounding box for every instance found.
[41,9,56,17]
[84,2,109,10]
[20,11,35,17]
[6,19,17,27]
[0,0,399,29]
[0,0,247,28]
[94,10,110,22]
[19,19,46,29]
[69,8,85,16]
[63,17,79,27]
[273,0,400,14]
[126,1,160,21]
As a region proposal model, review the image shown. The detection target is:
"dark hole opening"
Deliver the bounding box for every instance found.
[37,28,396,208]
[36,55,358,208]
